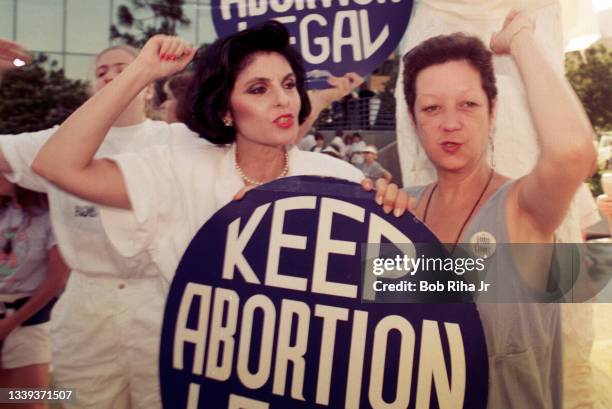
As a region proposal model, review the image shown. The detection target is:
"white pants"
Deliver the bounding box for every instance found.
[50,271,165,409]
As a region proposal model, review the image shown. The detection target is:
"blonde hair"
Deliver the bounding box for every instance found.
[95,44,139,64]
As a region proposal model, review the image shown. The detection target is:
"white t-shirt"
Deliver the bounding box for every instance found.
[575,183,601,232]
[100,144,364,282]
[0,205,55,297]
[0,120,205,277]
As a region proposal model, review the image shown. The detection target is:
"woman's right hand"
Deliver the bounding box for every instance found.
[490,10,534,55]
[134,35,196,82]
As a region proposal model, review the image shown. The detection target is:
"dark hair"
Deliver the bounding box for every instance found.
[178,21,311,144]
[314,132,324,141]
[1,186,48,218]
[402,33,497,118]
[165,72,194,102]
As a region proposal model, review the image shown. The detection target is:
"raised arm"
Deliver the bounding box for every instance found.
[491,11,596,236]
[297,73,364,140]
[31,36,194,209]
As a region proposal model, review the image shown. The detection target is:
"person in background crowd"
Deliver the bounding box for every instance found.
[160,72,193,123]
[329,138,346,161]
[0,175,69,409]
[321,144,343,159]
[598,186,612,228]
[297,130,316,151]
[311,132,325,152]
[349,133,367,167]
[360,145,392,182]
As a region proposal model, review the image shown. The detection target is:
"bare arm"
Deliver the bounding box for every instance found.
[0,246,69,340]
[31,36,195,209]
[491,11,596,236]
[297,73,364,140]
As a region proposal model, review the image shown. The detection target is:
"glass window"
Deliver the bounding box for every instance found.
[0,0,15,39]
[66,0,111,53]
[176,3,197,44]
[16,0,64,52]
[197,4,217,47]
[65,54,96,83]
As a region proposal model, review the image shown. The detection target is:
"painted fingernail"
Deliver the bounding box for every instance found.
[376,195,383,205]
[383,205,391,214]
[394,208,402,217]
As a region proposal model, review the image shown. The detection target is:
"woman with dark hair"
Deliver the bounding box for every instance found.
[31,22,408,290]
[1,28,377,407]
[402,11,595,408]
[160,71,193,123]
[0,177,69,408]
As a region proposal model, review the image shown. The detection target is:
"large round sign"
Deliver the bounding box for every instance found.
[211,0,414,87]
[160,176,488,408]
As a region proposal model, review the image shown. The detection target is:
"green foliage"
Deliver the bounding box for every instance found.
[110,0,191,47]
[0,54,89,134]
[566,44,612,196]
[565,44,612,133]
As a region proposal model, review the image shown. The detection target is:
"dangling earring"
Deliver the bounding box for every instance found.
[488,128,496,170]
[223,118,232,127]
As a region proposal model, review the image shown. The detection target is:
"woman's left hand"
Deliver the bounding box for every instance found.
[490,10,534,55]
[362,178,414,217]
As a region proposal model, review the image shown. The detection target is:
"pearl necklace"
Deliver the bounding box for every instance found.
[235,150,289,186]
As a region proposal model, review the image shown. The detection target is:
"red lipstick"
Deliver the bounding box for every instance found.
[274,114,294,129]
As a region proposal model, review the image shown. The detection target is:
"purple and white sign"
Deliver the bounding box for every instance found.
[211,1,414,87]
[160,176,488,408]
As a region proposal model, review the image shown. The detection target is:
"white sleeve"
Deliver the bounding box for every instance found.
[99,146,178,258]
[43,214,57,250]
[0,128,56,192]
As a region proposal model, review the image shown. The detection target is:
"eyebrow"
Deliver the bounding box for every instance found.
[243,72,295,87]
[417,88,482,99]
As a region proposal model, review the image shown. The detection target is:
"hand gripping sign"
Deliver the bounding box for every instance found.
[211,0,414,88]
[160,176,488,409]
